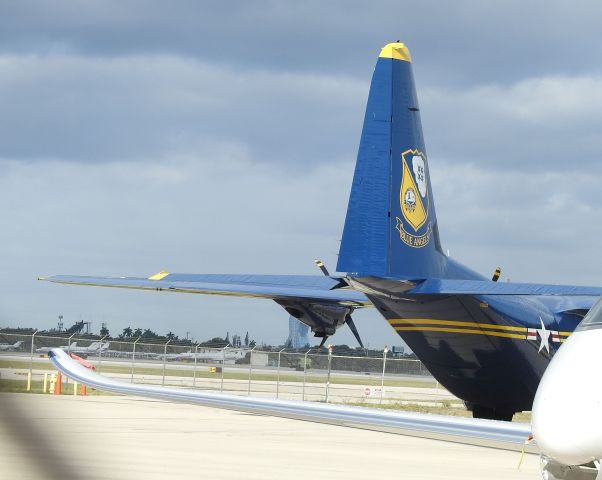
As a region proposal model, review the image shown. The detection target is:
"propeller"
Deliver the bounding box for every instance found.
[314,259,330,276]
[345,314,364,349]
[314,259,364,349]
[492,266,501,282]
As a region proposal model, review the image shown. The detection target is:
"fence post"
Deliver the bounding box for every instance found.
[162,339,172,386]
[325,345,333,403]
[247,346,256,396]
[131,336,141,383]
[192,343,199,388]
[302,348,311,401]
[97,334,108,372]
[67,333,75,353]
[29,330,38,386]
[380,346,388,405]
[220,346,228,392]
[276,347,285,399]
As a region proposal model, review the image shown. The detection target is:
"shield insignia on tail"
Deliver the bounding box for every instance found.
[396,149,432,248]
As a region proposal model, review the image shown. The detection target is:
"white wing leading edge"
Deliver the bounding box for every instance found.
[48,348,533,453]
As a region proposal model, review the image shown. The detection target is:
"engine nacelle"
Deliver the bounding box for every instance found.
[275,300,353,338]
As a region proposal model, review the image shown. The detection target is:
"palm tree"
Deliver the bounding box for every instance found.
[122,326,133,338]
[143,328,158,338]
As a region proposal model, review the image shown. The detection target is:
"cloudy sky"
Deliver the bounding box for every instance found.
[1,1,602,347]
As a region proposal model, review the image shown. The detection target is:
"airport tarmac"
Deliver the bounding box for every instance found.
[0,393,539,479]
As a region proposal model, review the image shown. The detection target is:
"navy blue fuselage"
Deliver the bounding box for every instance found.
[367,292,592,413]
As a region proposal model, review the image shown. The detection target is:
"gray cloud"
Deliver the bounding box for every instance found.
[1,1,601,83]
[432,162,602,285]
[422,75,602,171]
[0,54,364,166]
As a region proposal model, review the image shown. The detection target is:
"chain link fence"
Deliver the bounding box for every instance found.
[0,332,458,407]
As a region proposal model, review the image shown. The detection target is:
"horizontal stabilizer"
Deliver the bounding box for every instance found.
[409,279,602,297]
[48,348,533,452]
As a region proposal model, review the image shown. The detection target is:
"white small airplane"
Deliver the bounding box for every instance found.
[0,340,23,351]
[36,342,78,354]
[49,297,602,479]
[36,342,110,356]
[166,349,246,363]
[70,341,110,357]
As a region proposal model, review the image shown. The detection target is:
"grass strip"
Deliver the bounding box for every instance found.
[0,359,438,389]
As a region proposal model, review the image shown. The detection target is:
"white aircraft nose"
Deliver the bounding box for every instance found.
[532,328,602,466]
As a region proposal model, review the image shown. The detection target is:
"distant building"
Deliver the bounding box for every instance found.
[286,316,310,349]
[391,345,405,357]
[391,345,413,357]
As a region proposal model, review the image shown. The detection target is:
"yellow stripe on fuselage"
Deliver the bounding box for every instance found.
[388,318,528,332]
[393,326,526,340]
[388,318,575,341]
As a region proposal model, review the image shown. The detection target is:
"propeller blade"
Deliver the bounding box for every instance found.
[492,267,501,282]
[314,259,330,276]
[345,315,364,349]
[318,336,329,349]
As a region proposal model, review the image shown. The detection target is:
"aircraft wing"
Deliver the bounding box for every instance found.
[41,272,602,302]
[39,273,370,306]
[48,348,534,452]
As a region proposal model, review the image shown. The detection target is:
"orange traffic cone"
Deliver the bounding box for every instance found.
[54,372,62,395]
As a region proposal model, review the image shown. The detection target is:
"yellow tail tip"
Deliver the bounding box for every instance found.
[379,42,412,62]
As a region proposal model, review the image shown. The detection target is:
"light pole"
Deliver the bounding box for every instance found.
[380,345,389,405]
[325,344,333,403]
[192,343,199,388]
[276,347,285,399]
[302,347,311,401]
[29,329,38,385]
[131,336,141,383]
[162,339,172,386]
[98,334,108,372]
[247,346,256,396]
[220,345,228,392]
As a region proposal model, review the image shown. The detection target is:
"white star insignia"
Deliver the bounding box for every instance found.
[537,317,551,354]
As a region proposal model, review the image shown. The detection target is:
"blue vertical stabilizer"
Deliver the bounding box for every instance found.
[337,43,476,280]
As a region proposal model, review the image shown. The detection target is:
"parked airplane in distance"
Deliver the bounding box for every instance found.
[165,349,246,363]
[41,42,602,422]
[36,341,109,356]
[36,342,78,354]
[73,341,110,357]
[0,340,23,352]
